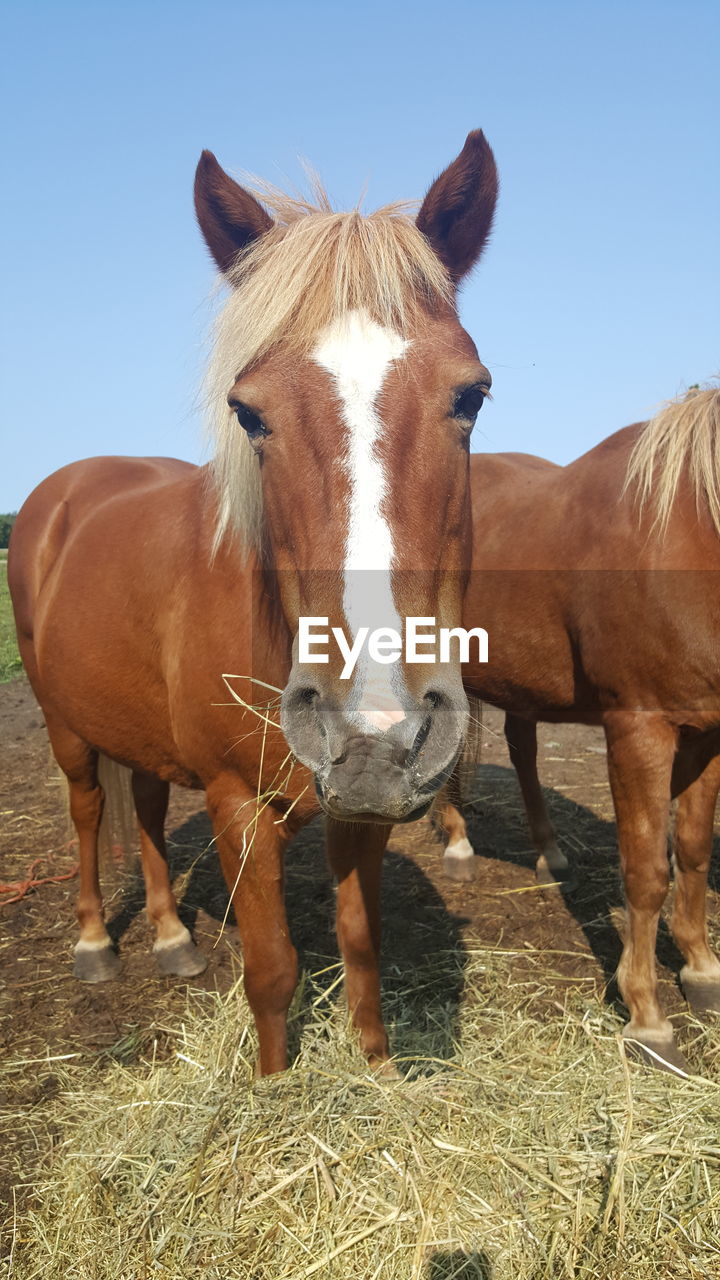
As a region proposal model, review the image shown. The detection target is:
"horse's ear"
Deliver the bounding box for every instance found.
[416,130,499,285]
[194,150,274,274]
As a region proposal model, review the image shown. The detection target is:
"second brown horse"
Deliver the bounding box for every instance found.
[445,385,720,1075]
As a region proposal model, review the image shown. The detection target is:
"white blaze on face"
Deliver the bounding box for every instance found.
[313,310,409,732]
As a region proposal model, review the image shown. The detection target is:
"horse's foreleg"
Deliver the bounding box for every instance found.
[326,818,392,1068]
[45,718,119,982]
[670,754,720,1017]
[504,713,568,884]
[604,711,687,1073]
[207,779,297,1076]
[132,771,206,977]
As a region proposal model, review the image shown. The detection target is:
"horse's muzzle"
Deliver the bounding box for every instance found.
[281,677,467,823]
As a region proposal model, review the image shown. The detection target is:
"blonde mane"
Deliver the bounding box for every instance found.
[204,182,453,553]
[624,383,720,535]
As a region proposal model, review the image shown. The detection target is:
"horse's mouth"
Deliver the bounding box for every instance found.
[314,779,434,825]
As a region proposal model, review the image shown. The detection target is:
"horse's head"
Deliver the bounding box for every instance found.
[196,133,497,822]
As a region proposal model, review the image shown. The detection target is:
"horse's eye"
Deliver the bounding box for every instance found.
[232,402,269,440]
[452,384,490,428]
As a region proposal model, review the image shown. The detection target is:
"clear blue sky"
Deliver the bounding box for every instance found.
[1,0,718,510]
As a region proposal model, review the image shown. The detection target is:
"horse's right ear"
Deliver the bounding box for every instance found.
[194,151,274,275]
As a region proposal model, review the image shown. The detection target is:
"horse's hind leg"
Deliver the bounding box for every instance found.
[436,782,476,882]
[131,770,207,977]
[670,754,720,1017]
[44,717,119,982]
[504,713,569,884]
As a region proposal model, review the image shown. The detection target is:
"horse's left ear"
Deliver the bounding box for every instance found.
[416,130,499,285]
[194,150,274,275]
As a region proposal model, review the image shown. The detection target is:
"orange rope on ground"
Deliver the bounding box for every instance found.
[0,855,80,905]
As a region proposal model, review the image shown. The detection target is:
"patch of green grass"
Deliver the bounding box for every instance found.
[0,557,23,681]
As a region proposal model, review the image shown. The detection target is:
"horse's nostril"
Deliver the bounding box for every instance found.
[407,714,432,768]
[424,689,444,710]
[297,686,318,706]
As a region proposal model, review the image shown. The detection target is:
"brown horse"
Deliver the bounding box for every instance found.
[439,386,720,1074]
[8,133,498,1075]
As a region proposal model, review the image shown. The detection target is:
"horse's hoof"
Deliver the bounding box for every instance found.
[443,838,477,882]
[536,849,571,887]
[622,1029,691,1077]
[681,973,720,1019]
[154,938,208,978]
[74,942,120,983]
[369,1057,401,1081]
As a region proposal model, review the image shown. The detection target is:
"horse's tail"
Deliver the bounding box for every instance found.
[624,381,720,535]
[97,754,136,862]
[52,750,136,867]
[456,692,483,807]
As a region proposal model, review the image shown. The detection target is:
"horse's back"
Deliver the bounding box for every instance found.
[12,456,194,559]
[469,449,569,568]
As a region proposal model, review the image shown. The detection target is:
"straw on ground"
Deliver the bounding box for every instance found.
[3,945,720,1280]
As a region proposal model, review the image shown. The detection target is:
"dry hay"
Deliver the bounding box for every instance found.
[3,944,720,1280]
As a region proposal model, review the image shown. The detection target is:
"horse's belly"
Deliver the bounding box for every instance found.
[464,666,595,721]
[462,621,592,720]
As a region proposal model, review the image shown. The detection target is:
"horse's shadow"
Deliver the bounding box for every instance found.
[105,760,720,1062]
[427,1252,492,1279]
[107,808,472,1067]
[461,761,720,1008]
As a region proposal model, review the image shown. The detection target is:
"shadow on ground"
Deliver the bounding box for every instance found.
[105,806,473,1066]
[103,761,720,1059]
[427,1251,492,1279]
[463,762,705,1009]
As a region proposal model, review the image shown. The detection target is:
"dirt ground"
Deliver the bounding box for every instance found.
[1,677,715,1203]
